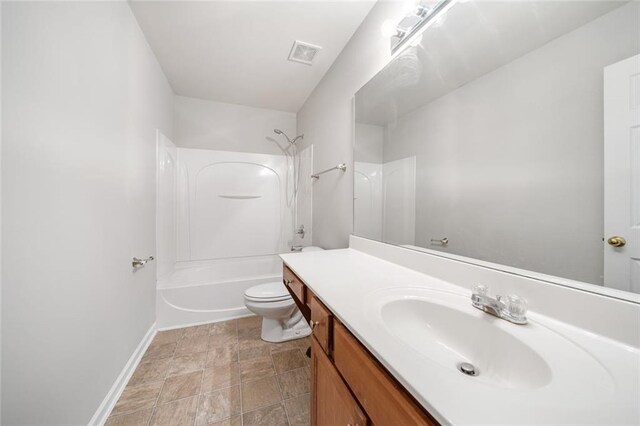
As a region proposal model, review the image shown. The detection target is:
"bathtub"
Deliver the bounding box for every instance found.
[156,255,282,329]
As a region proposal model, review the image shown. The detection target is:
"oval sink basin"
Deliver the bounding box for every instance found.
[380,297,552,389]
[364,287,614,393]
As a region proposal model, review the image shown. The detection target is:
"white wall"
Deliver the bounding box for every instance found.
[174,95,296,155]
[383,2,639,284]
[297,1,404,249]
[354,123,384,163]
[1,3,173,424]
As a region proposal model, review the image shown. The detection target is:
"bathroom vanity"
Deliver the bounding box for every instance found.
[280,237,640,426]
[283,263,437,425]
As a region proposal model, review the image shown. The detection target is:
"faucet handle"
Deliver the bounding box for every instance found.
[503,294,528,318]
[472,284,488,296]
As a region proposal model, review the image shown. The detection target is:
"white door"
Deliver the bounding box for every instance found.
[604,54,640,292]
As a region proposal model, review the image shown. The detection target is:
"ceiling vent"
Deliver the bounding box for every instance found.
[288,40,322,65]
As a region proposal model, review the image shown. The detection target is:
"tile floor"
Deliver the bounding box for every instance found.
[106,316,311,426]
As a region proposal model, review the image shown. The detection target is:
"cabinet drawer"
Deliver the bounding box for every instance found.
[283,265,305,305]
[310,295,332,355]
[333,322,438,426]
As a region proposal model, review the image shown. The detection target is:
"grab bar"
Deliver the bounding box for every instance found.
[311,163,347,179]
[218,195,262,199]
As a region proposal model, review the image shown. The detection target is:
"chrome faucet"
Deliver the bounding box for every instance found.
[471,285,528,325]
[290,245,303,252]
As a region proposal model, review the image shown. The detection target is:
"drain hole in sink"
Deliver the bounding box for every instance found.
[457,362,478,376]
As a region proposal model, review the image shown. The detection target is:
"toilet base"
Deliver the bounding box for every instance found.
[261,312,312,343]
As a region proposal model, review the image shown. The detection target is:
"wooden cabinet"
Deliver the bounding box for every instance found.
[333,322,437,426]
[310,294,332,355]
[311,336,368,426]
[284,264,439,426]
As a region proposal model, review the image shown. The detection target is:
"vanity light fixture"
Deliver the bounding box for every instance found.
[384,0,455,54]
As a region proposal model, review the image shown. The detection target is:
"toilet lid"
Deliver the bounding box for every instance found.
[244,282,291,302]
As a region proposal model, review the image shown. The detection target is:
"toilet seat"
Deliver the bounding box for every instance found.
[244,282,291,303]
[243,248,322,343]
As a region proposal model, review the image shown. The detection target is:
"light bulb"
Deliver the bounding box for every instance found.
[381,19,399,38]
[400,0,419,15]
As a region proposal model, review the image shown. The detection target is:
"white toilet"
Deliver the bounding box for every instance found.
[243,246,324,343]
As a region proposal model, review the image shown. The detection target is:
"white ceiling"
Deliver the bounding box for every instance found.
[130,1,376,112]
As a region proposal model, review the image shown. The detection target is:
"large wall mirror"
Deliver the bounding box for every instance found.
[354,0,640,297]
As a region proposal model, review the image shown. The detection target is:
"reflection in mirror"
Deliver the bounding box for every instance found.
[354,0,640,295]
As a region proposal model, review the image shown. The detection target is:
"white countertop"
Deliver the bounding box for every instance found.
[280,248,640,426]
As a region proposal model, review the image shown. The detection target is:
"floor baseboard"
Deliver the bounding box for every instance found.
[88,322,157,426]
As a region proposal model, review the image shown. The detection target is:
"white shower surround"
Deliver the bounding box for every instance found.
[176,147,293,261]
[156,144,312,328]
[354,157,416,246]
[156,131,178,283]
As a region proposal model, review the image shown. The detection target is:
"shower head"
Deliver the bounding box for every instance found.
[266,136,292,156]
[273,129,303,146]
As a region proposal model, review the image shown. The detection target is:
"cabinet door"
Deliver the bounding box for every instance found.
[311,337,368,426]
[310,295,332,355]
[333,322,437,426]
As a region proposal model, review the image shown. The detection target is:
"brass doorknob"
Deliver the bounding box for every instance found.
[607,236,626,247]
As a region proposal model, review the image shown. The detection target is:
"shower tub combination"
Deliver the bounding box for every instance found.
[156,137,312,329]
[156,255,282,328]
